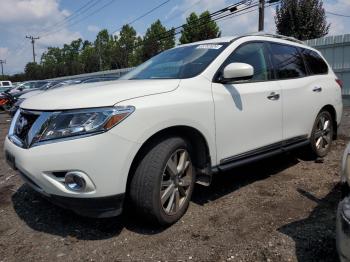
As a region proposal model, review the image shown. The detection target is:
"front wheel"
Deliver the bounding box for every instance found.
[129,137,195,225]
[309,110,334,158]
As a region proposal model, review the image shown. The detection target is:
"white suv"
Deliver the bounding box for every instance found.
[4,34,343,225]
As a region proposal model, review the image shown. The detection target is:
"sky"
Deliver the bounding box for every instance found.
[0,0,349,75]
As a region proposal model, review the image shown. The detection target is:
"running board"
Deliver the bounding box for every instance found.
[215,139,309,172]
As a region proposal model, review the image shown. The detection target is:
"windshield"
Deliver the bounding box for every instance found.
[121,43,229,80]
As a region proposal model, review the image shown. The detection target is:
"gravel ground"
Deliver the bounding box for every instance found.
[0,108,350,262]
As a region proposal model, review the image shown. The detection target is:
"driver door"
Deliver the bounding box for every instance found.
[211,42,283,164]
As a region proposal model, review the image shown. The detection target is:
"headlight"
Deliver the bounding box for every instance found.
[33,106,134,144]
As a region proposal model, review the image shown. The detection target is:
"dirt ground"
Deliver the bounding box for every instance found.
[0,108,350,262]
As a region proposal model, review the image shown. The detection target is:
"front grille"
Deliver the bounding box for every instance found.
[14,111,40,145]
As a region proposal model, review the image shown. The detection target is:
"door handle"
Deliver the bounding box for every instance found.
[267,92,280,100]
[313,87,322,92]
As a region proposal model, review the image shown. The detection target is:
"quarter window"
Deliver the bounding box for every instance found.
[301,49,328,75]
[269,43,307,79]
[223,42,273,81]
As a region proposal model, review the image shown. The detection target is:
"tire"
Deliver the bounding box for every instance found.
[129,137,195,225]
[309,110,334,158]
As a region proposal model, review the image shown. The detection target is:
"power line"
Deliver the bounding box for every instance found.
[129,0,259,52]
[217,1,278,23]
[26,36,40,63]
[41,0,117,38]
[162,0,202,25]
[326,11,350,18]
[111,0,171,34]
[37,0,99,35]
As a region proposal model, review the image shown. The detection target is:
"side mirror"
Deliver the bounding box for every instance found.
[18,87,24,91]
[220,63,254,83]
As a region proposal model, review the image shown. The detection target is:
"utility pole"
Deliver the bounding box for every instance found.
[0,60,5,80]
[26,35,40,63]
[258,0,265,31]
[98,38,102,71]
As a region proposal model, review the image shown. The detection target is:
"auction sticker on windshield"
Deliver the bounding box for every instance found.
[196,44,223,49]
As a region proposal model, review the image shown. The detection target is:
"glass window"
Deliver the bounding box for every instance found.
[223,42,273,81]
[301,49,328,75]
[2,82,10,86]
[270,43,307,79]
[121,43,229,80]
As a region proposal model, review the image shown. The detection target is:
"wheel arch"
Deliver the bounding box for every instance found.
[126,125,213,192]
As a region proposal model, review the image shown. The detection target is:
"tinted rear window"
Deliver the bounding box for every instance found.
[269,43,307,79]
[2,82,10,86]
[301,49,328,75]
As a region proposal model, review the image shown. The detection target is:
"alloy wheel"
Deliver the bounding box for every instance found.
[160,149,193,216]
[314,114,332,154]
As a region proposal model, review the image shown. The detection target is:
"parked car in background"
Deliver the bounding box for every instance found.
[0,80,12,90]
[0,80,55,112]
[0,86,11,93]
[4,34,342,225]
[0,92,16,111]
[337,144,350,262]
[8,80,50,94]
[9,77,119,116]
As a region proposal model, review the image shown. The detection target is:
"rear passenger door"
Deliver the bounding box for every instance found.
[268,43,322,141]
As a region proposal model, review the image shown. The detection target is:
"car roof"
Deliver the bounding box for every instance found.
[177,33,317,52]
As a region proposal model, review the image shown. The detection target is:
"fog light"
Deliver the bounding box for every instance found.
[65,172,86,191]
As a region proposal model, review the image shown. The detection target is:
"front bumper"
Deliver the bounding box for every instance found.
[4,129,141,217]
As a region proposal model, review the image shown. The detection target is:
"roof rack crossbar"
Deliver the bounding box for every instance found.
[245,32,305,44]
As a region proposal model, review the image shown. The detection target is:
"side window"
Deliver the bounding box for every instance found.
[22,83,31,88]
[301,49,328,75]
[224,42,273,81]
[269,43,307,79]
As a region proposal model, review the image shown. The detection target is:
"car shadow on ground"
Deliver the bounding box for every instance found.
[11,184,170,240]
[12,150,313,241]
[192,152,300,205]
[278,185,341,262]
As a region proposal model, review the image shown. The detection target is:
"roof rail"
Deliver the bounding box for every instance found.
[245,32,305,44]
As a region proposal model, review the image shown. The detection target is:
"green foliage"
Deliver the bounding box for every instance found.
[115,24,140,68]
[275,0,330,40]
[179,11,221,44]
[24,62,43,80]
[14,11,218,80]
[141,20,175,61]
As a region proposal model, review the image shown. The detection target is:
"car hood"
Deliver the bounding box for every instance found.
[21,79,180,110]
[19,90,44,99]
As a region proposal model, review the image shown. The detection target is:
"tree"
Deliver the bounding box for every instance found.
[115,25,139,68]
[95,29,112,70]
[80,44,100,73]
[62,39,84,75]
[275,0,330,40]
[141,20,175,61]
[24,62,42,79]
[179,11,221,44]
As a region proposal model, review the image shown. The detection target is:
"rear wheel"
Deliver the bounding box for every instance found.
[129,137,195,225]
[309,110,334,158]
